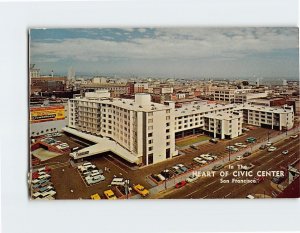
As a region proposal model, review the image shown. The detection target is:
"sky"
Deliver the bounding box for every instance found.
[30,27,299,79]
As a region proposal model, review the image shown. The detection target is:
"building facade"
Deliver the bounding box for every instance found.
[67,92,294,165]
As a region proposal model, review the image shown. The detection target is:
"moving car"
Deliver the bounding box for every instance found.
[235,155,243,161]
[133,184,149,197]
[104,190,117,200]
[209,138,218,144]
[241,163,255,171]
[226,146,239,152]
[234,142,247,148]
[175,181,187,188]
[282,150,289,155]
[186,174,199,183]
[246,137,256,143]
[259,145,267,150]
[212,164,224,171]
[266,141,272,147]
[268,146,277,152]
[290,134,298,139]
[243,151,252,157]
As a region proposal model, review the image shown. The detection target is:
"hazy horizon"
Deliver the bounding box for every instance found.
[30,27,299,80]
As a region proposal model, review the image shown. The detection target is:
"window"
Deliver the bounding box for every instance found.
[148,126,153,130]
[166,116,170,120]
[148,139,153,144]
[148,153,153,165]
[166,123,170,127]
[148,118,153,123]
[166,129,170,133]
[148,146,153,151]
[148,132,153,137]
[166,135,170,139]
[166,148,170,159]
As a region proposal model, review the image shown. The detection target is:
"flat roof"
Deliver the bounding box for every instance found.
[63,127,139,164]
[73,97,171,112]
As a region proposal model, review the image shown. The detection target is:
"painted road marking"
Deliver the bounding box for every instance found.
[213,186,223,193]
[204,180,217,188]
[225,193,231,198]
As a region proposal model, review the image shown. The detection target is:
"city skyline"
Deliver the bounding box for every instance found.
[30,27,299,79]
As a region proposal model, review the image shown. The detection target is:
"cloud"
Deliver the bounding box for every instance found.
[30,27,298,77]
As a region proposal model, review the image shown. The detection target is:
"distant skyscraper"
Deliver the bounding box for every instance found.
[283,79,287,86]
[68,67,75,80]
[256,77,260,87]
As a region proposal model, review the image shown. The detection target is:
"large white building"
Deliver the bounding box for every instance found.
[67,91,177,165]
[65,91,294,166]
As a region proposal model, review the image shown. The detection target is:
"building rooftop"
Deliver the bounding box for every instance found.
[74,93,171,112]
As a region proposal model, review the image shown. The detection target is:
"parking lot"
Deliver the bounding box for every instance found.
[32,126,282,199]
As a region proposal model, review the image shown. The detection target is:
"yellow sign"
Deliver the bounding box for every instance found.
[30,106,65,123]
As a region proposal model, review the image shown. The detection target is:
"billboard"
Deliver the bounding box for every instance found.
[30,106,65,123]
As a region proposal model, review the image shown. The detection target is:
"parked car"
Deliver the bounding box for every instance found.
[254,176,264,184]
[268,146,277,152]
[161,170,173,179]
[110,177,125,186]
[282,150,289,155]
[104,190,117,200]
[246,194,255,199]
[133,184,149,197]
[209,138,218,144]
[193,157,207,165]
[172,166,183,175]
[235,155,243,161]
[200,154,213,161]
[156,174,166,181]
[190,145,198,150]
[212,164,224,171]
[175,181,187,188]
[177,164,188,173]
[86,175,105,184]
[186,174,199,183]
[242,128,250,132]
[91,193,101,200]
[290,134,298,139]
[243,151,252,157]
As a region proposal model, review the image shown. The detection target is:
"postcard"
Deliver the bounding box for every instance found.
[28,27,300,200]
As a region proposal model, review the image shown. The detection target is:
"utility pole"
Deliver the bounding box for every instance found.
[228,141,231,162]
